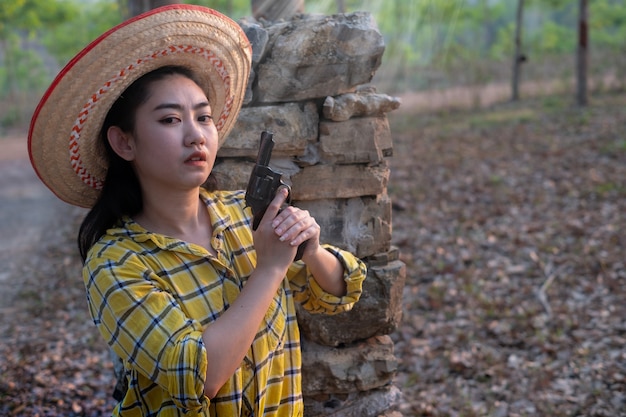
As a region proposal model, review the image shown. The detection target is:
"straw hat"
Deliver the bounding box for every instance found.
[28,4,252,208]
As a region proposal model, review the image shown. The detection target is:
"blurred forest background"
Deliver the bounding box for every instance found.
[1,0,626,131]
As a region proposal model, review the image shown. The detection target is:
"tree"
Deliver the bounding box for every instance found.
[0,0,77,90]
[511,0,525,101]
[251,0,303,21]
[576,0,588,106]
[43,2,122,67]
[336,0,346,13]
[0,0,77,125]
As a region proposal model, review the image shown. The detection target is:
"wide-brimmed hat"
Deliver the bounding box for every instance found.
[28,4,251,208]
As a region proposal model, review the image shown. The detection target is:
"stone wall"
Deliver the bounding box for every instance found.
[214,12,405,417]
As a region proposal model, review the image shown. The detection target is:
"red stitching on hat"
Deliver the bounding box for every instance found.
[69,45,233,190]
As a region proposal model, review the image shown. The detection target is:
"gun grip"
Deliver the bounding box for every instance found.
[251,208,265,231]
[280,186,308,261]
[256,185,307,261]
[294,240,307,261]
[250,183,290,231]
[252,204,308,262]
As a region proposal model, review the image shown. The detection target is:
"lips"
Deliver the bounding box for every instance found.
[186,151,207,163]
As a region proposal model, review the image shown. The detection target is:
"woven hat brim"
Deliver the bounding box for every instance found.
[28,5,251,208]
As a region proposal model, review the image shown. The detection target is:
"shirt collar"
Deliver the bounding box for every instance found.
[108,188,232,256]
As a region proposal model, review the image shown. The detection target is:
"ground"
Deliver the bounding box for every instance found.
[0,132,117,414]
[389,93,626,416]
[0,92,625,416]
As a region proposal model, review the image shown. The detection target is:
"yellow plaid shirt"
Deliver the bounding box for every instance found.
[83,189,366,416]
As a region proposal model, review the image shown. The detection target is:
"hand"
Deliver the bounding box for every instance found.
[270,198,321,261]
[252,187,301,271]
[260,188,346,297]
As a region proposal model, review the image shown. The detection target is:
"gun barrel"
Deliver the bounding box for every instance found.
[256,131,274,166]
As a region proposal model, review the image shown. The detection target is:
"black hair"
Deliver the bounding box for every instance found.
[78,65,217,261]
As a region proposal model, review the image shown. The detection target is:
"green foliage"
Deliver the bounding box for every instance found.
[42,1,123,67]
[590,0,626,50]
[528,20,575,54]
[5,34,48,92]
[116,0,251,19]
[0,0,117,128]
[0,0,79,102]
[0,0,78,38]
[488,22,514,60]
[2,0,626,126]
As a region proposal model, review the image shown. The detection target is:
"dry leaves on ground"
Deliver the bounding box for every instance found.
[0,204,117,416]
[389,93,626,416]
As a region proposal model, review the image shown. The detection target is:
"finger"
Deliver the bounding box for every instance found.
[293,222,320,246]
[261,187,289,226]
[273,206,305,234]
[277,217,307,242]
[288,225,311,246]
[272,205,298,229]
[281,217,319,246]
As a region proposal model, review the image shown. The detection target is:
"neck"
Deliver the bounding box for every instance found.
[135,188,204,237]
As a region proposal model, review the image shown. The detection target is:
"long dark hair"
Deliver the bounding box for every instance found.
[77,65,217,261]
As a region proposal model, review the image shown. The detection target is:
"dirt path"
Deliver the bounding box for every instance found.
[0,135,65,299]
[0,135,116,415]
[0,135,83,295]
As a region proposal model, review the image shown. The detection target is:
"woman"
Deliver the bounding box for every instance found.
[28,5,366,416]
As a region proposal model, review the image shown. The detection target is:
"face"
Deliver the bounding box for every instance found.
[111,74,219,197]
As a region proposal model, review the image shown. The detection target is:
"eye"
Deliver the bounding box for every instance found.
[198,114,213,124]
[160,116,180,125]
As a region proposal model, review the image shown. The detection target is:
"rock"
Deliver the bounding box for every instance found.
[323,92,401,122]
[319,116,393,165]
[255,12,384,103]
[304,385,402,417]
[301,336,398,395]
[220,102,318,158]
[297,256,406,346]
[296,195,392,258]
[290,163,389,200]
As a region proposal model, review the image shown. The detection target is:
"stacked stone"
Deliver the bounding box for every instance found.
[214,12,405,417]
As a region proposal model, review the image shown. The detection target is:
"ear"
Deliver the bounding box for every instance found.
[107,126,135,161]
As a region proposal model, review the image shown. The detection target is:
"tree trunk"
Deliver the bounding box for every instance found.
[511,0,524,101]
[337,0,346,13]
[123,0,181,18]
[576,0,588,107]
[251,0,304,21]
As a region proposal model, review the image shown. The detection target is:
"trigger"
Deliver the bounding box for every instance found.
[280,183,292,204]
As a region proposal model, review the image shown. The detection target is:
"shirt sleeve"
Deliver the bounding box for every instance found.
[83,245,208,411]
[288,244,367,314]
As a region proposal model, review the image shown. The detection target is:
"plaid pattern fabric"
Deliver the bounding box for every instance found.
[83,189,366,416]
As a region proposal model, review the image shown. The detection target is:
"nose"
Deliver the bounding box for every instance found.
[184,120,206,147]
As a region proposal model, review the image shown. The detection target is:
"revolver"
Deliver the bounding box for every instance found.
[245,130,306,260]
